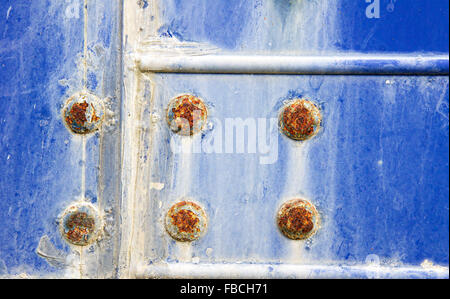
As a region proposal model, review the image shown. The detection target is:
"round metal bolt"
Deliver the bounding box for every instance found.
[166,94,208,136]
[59,202,102,246]
[279,98,321,141]
[62,92,104,135]
[165,201,207,242]
[277,198,319,240]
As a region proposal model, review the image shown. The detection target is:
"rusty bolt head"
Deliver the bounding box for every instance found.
[165,201,207,242]
[166,94,208,136]
[62,92,104,135]
[279,99,321,141]
[59,202,102,246]
[277,198,319,240]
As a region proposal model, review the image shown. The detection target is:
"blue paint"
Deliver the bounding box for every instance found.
[158,0,449,53]
[339,0,449,53]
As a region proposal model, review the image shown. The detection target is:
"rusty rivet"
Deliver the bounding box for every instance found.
[279,98,321,141]
[59,202,102,246]
[277,198,319,240]
[166,94,208,136]
[165,201,207,242]
[62,92,104,135]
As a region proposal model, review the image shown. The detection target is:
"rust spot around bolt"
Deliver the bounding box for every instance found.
[277,198,319,240]
[279,99,321,141]
[165,201,207,242]
[62,92,104,135]
[166,94,208,136]
[59,202,102,246]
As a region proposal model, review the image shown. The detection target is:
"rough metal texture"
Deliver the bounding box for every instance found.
[279,99,321,141]
[63,92,104,135]
[277,199,319,240]
[60,202,102,246]
[0,0,448,279]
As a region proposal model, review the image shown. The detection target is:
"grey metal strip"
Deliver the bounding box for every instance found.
[137,53,449,75]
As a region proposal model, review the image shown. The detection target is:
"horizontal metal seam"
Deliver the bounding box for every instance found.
[137,54,449,75]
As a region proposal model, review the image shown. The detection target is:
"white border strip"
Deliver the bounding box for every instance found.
[137,262,449,279]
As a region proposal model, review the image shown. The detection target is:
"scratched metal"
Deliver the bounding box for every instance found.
[0,1,122,278]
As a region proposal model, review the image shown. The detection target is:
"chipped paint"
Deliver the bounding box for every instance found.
[165,201,208,242]
[1,0,448,279]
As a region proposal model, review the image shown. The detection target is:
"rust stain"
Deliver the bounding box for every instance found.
[165,201,207,242]
[279,99,321,141]
[166,94,207,136]
[65,101,89,129]
[62,93,104,135]
[63,211,96,246]
[277,199,319,240]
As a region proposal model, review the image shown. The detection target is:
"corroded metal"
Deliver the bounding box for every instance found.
[277,198,319,240]
[165,201,207,242]
[166,94,208,136]
[59,202,102,246]
[279,99,321,141]
[62,92,104,135]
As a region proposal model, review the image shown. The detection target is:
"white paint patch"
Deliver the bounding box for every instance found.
[280,142,311,264]
[150,182,165,190]
[139,37,219,57]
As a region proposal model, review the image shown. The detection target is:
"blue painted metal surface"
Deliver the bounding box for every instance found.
[0,0,448,278]
[0,1,121,277]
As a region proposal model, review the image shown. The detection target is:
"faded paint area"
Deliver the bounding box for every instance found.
[0,0,448,279]
[279,99,322,141]
[119,0,449,279]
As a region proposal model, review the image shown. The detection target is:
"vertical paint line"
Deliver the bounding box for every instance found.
[81,0,88,199]
[83,0,88,90]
